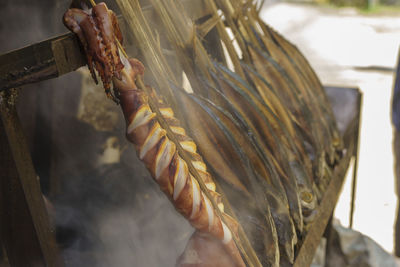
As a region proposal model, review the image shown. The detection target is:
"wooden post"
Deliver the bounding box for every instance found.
[0,89,63,267]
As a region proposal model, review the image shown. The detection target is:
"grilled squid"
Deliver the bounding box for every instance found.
[63,2,124,101]
[117,58,243,266]
[63,3,245,266]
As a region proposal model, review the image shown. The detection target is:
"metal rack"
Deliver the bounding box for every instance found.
[0,2,361,266]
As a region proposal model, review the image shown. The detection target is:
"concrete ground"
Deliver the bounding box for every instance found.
[260,2,400,254]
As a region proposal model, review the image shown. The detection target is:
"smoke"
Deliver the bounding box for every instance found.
[54,149,193,267]
[1,1,193,266]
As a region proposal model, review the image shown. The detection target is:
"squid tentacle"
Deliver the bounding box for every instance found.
[63,3,121,101]
[63,9,98,84]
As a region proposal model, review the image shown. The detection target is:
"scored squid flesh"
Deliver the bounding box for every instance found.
[117,58,243,265]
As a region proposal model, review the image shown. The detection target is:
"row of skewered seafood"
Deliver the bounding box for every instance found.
[63,0,343,266]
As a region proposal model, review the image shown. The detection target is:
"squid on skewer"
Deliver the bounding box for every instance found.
[63,3,245,266]
[63,2,124,101]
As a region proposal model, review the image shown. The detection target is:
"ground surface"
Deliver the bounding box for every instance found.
[261,2,400,254]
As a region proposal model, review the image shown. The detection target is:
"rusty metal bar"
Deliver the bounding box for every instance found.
[0,89,63,267]
[0,0,210,92]
[349,90,363,228]
[293,139,354,267]
[0,33,84,91]
[293,87,362,267]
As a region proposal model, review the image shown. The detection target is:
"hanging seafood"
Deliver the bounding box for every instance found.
[63,3,245,266]
[63,0,343,265]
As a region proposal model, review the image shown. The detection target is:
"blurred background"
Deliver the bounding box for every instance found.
[259,1,400,254]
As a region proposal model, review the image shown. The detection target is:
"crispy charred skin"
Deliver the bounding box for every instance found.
[63,3,245,266]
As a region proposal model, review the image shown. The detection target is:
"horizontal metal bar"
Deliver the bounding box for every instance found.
[0,33,84,91]
[0,0,210,91]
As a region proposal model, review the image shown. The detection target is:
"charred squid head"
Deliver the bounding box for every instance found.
[63,2,124,102]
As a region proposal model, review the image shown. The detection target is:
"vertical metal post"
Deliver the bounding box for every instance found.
[349,92,363,229]
[0,89,63,267]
